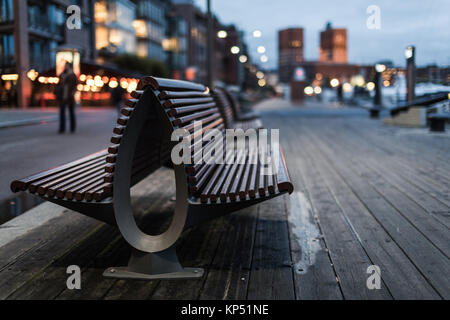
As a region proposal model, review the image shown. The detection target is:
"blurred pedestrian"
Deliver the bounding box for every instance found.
[110,78,126,113]
[337,83,343,104]
[56,63,78,133]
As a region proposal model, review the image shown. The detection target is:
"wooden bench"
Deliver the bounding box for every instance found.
[213,87,262,130]
[10,76,293,281]
[389,92,449,116]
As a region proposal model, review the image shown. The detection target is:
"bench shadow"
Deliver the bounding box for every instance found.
[50,203,289,275]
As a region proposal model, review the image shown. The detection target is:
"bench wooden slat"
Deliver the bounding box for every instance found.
[189,164,217,194]
[130,90,143,99]
[275,146,293,194]
[237,155,252,200]
[93,184,113,202]
[28,155,107,194]
[181,113,222,132]
[172,108,219,126]
[209,162,234,203]
[60,171,107,200]
[189,132,224,167]
[228,158,246,201]
[39,160,107,196]
[117,116,129,126]
[47,163,106,197]
[168,102,217,117]
[121,107,134,117]
[248,153,259,199]
[113,125,125,135]
[138,76,206,92]
[258,172,266,197]
[188,121,224,142]
[106,155,117,163]
[124,99,138,108]
[200,164,226,203]
[159,90,210,100]
[74,177,108,201]
[164,97,214,108]
[219,159,241,202]
[10,150,108,192]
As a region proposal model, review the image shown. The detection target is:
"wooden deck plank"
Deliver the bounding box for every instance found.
[281,118,391,300]
[0,215,101,299]
[317,120,450,255]
[6,224,118,300]
[278,124,343,300]
[300,118,450,298]
[344,120,450,194]
[294,119,440,299]
[199,206,258,300]
[246,197,296,300]
[148,217,227,300]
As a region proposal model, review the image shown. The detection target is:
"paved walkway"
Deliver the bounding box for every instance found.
[0,107,118,202]
[0,101,449,300]
[0,108,60,129]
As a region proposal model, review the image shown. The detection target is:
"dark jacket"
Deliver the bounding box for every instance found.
[63,72,78,104]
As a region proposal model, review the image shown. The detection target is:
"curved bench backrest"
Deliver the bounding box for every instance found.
[222,89,242,119]
[211,87,236,129]
[136,77,226,199]
[106,86,170,200]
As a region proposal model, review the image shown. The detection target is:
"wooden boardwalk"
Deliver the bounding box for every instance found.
[0,103,449,300]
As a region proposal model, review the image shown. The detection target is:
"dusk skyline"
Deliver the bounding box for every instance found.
[195,0,450,69]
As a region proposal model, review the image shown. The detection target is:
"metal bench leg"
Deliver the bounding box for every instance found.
[370,109,380,118]
[103,246,204,280]
[430,118,446,132]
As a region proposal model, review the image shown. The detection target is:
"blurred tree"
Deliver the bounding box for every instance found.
[111,54,168,78]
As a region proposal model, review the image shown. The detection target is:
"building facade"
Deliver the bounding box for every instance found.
[95,0,136,58]
[278,28,304,83]
[134,0,168,63]
[0,0,96,108]
[0,0,251,108]
[172,2,207,83]
[319,22,347,64]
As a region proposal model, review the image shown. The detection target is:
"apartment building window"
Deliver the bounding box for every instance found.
[49,4,65,37]
[95,0,136,55]
[137,0,165,25]
[28,3,49,32]
[0,33,14,67]
[29,39,56,72]
[0,0,12,23]
[149,41,165,62]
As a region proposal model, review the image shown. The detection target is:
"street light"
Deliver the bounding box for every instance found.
[260,55,268,63]
[375,63,386,73]
[256,71,264,79]
[253,30,262,38]
[206,0,213,87]
[405,45,416,102]
[373,63,385,108]
[239,55,248,63]
[217,30,227,38]
[405,46,414,59]
[257,46,266,54]
[330,78,340,88]
[230,46,240,54]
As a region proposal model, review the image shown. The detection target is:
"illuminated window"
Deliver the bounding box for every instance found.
[133,19,148,37]
[95,26,109,50]
[94,1,107,23]
[136,42,148,57]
